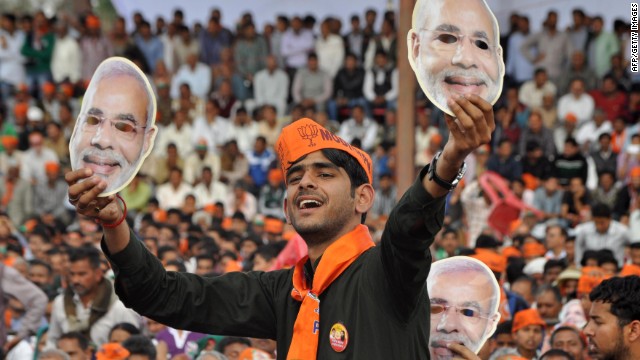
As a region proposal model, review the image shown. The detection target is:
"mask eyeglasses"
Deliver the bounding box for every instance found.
[81,112,146,140]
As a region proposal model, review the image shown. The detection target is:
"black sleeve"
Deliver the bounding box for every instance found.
[102,233,286,339]
[376,165,446,320]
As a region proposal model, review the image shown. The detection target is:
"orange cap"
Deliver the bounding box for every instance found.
[60,83,74,97]
[502,246,522,259]
[268,168,284,184]
[264,218,284,234]
[630,166,640,178]
[521,173,539,190]
[86,15,101,30]
[470,249,507,273]
[276,118,373,184]
[14,103,28,118]
[512,308,545,333]
[153,209,167,223]
[1,135,18,149]
[96,343,130,360]
[224,260,242,273]
[42,82,55,95]
[565,112,578,123]
[620,264,640,277]
[522,242,546,258]
[577,266,611,295]
[44,161,60,174]
[221,217,232,231]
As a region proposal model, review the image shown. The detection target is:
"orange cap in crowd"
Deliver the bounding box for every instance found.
[221,217,233,231]
[60,83,74,97]
[577,266,611,295]
[275,118,373,184]
[470,249,507,273]
[522,242,546,258]
[264,218,284,234]
[620,264,640,277]
[42,82,56,95]
[630,166,640,178]
[512,308,545,333]
[14,103,28,118]
[1,135,18,149]
[521,173,539,190]
[268,168,284,184]
[430,133,443,146]
[44,161,60,174]
[564,112,578,123]
[96,343,129,360]
[86,15,101,30]
[224,260,242,273]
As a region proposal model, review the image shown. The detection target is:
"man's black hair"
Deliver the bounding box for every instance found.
[493,320,512,337]
[543,259,567,275]
[591,203,612,218]
[216,336,251,353]
[540,349,574,360]
[253,243,283,262]
[68,245,101,269]
[165,259,187,272]
[28,259,52,274]
[108,322,140,339]
[590,276,640,327]
[550,326,586,347]
[59,332,90,350]
[580,250,599,267]
[596,249,619,270]
[536,284,562,304]
[122,334,157,358]
[157,246,178,262]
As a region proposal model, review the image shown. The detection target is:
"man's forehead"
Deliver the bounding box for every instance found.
[420,0,495,36]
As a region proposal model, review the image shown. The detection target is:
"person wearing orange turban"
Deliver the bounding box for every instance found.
[512,309,545,359]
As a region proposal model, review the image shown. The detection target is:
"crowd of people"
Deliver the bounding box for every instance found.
[0,2,637,360]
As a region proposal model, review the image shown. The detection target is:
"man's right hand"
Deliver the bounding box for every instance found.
[65,168,119,222]
[447,343,481,360]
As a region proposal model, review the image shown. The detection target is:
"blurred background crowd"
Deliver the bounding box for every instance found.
[0,1,637,360]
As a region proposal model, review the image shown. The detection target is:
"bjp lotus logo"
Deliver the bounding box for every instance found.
[297,123,319,147]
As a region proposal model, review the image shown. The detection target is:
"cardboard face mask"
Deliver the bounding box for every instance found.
[427,256,501,359]
[69,57,157,197]
[408,0,505,116]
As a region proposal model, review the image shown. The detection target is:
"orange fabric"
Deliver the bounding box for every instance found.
[512,308,545,333]
[239,348,272,360]
[17,83,28,93]
[521,173,539,190]
[430,133,443,145]
[630,166,640,178]
[564,112,578,123]
[287,224,374,359]
[611,130,625,154]
[224,260,242,273]
[498,286,511,323]
[1,135,18,148]
[264,218,284,234]
[522,242,546,258]
[1,181,14,207]
[577,266,611,295]
[276,118,373,184]
[14,103,28,118]
[502,246,522,259]
[470,249,507,273]
[620,264,640,277]
[221,217,232,230]
[44,161,59,174]
[153,209,167,223]
[96,343,130,360]
[60,83,74,97]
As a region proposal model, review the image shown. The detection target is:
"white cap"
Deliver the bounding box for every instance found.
[523,257,547,276]
[27,106,44,121]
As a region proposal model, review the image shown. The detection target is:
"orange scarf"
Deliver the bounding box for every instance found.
[1,181,14,207]
[287,224,374,360]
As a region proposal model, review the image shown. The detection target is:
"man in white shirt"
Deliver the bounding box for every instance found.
[228,108,259,156]
[155,167,193,210]
[337,105,378,152]
[254,55,289,117]
[518,68,557,109]
[315,19,344,79]
[51,22,81,84]
[192,166,227,208]
[363,51,398,111]
[0,14,26,100]
[557,78,594,127]
[574,203,629,267]
[280,17,314,71]
[183,139,221,185]
[575,109,612,151]
[171,52,211,100]
[153,109,193,159]
[191,99,232,155]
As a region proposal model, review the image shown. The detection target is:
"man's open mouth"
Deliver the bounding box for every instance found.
[444,76,486,87]
[296,196,324,211]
